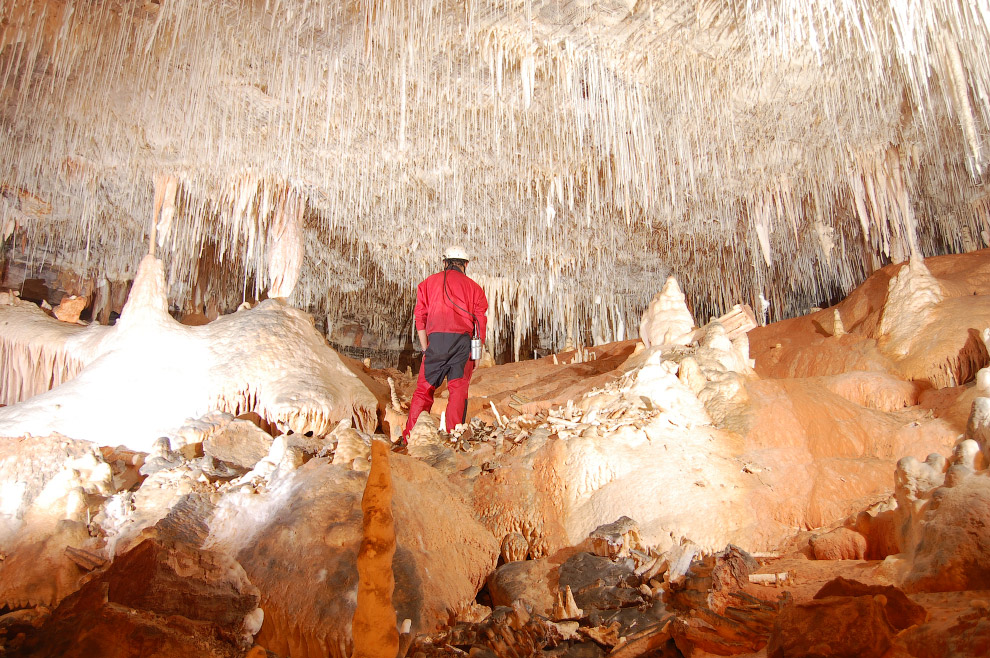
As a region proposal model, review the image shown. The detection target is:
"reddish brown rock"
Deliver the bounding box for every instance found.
[487,558,556,615]
[227,455,498,657]
[855,510,900,560]
[52,295,87,324]
[813,577,926,630]
[810,527,867,560]
[767,594,896,658]
[9,536,260,658]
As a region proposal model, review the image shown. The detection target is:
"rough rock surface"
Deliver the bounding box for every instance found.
[52,295,87,324]
[7,536,259,658]
[810,527,867,560]
[813,577,927,630]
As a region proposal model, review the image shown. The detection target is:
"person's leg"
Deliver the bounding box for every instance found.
[445,357,475,430]
[404,357,436,440]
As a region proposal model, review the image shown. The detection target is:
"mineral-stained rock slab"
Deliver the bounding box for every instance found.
[558,552,641,612]
[52,295,87,324]
[13,535,260,658]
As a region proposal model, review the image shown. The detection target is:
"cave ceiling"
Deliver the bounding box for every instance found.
[0,0,988,349]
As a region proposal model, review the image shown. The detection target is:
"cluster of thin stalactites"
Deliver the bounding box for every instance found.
[0,0,988,353]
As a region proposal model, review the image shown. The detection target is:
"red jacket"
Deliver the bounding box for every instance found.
[414,268,488,338]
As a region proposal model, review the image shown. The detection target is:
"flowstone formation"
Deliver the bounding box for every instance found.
[884,329,990,593]
[0,255,378,450]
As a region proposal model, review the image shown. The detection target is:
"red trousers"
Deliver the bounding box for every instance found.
[404,355,475,436]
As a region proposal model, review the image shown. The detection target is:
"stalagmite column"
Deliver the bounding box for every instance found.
[267,190,306,299]
[832,308,846,337]
[351,438,399,658]
[149,174,179,258]
[638,276,695,348]
[876,256,944,356]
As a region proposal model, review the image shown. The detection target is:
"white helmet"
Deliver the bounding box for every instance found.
[443,245,469,261]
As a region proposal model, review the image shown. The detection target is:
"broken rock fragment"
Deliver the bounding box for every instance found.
[588,516,643,559]
[203,418,274,470]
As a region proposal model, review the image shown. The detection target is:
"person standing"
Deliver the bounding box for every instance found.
[402,245,488,442]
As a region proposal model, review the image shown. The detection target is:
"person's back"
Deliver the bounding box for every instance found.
[415,268,487,338]
[402,246,488,442]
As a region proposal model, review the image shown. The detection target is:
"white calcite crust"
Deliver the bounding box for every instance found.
[0,255,378,451]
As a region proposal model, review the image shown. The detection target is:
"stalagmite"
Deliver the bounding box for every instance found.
[832,308,846,337]
[553,586,584,621]
[877,257,944,356]
[639,276,696,348]
[351,438,399,658]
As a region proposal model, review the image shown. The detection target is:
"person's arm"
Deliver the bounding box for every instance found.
[414,280,429,350]
[475,288,489,339]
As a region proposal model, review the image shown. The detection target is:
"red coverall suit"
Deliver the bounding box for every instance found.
[403,266,488,437]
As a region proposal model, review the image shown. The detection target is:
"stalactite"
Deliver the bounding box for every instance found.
[0,0,987,355]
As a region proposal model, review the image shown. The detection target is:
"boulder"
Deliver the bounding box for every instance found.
[768,594,896,658]
[487,558,556,615]
[558,552,640,612]
[813,578,926,630]
[208,454,498,657]
[13,536,260,658]
[558,552,637,593]
[53,295,87,324]
[588,516,643,559]
[810,527,867,560]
